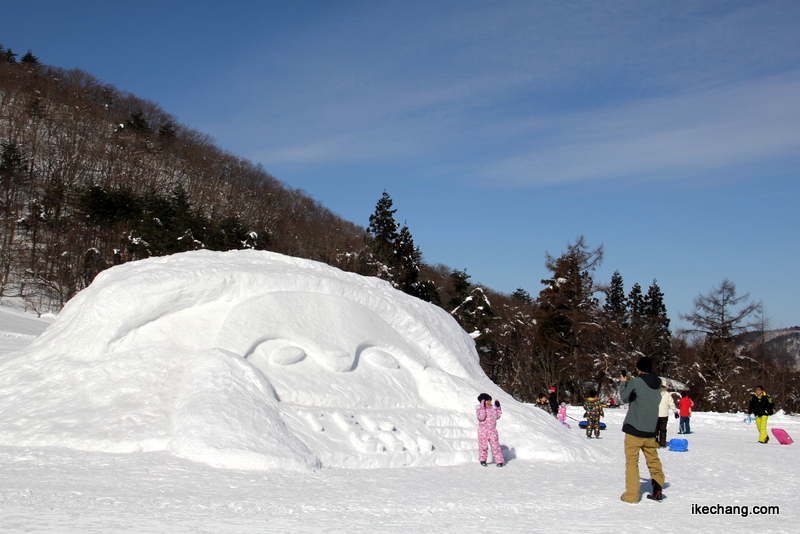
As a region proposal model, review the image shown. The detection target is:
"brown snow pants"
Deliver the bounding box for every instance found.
[621,434,665,503]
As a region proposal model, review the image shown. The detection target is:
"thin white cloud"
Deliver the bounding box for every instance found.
[480,72,800,186]
[209,1,800,187]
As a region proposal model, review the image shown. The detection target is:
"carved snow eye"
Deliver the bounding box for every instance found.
[247,339,307,367]
[271,345,306,366]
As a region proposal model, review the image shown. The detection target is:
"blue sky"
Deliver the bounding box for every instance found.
[3,1,799,329]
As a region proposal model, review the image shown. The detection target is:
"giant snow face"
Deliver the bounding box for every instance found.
[0,250,604,471]
[218,292,425,408]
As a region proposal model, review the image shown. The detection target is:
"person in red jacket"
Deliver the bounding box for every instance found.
[678,392,694,434]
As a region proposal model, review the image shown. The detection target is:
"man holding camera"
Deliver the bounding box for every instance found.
[619,356,666,503]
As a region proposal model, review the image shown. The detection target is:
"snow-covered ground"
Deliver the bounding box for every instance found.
[0,250,797,533]
[0,304,54,356]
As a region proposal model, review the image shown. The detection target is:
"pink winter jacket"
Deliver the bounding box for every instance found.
[476,404,502,429]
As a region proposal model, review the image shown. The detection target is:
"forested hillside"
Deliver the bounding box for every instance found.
[0,48,382,309]
[2,45,798,412]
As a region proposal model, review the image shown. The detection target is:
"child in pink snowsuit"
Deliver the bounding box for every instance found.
[557,402,571,428]
[476,393,505,467]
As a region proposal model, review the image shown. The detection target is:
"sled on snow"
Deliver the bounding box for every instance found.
[668,438,688,452]
[771,428,793,445]
[578,421,607,430]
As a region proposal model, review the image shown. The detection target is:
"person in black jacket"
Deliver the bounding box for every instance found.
[747,385,775,444]
[536,393,551,414]
[548,387,559,418]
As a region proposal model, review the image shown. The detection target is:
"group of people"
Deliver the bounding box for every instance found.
[534,387,561,415]
[477,356,779,504]
[656,385,694,447]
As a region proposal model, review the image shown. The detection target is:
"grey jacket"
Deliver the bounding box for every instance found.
[620,373,662,438]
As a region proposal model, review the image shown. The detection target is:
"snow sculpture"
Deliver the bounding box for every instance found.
[0,250,605,471]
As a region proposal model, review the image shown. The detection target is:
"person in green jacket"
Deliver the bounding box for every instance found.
[619,356,666,503]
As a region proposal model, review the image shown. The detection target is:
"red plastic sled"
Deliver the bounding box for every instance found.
[771,428,793,445]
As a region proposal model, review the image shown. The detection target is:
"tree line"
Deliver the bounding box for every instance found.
[2,45,797,413]
[365,194,800,414]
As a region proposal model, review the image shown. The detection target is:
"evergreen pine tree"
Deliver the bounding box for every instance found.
[628,282,643,329]
[125,110,152,135]
[627,282,645,358]
[603,270,627,323]
[0,141,29,220]
[169,185,204,252]
[20,50,40,66]
[597,270,630,396]
[449,274,497,368]
[0,141,25,176]
[448,269,471,311]
[411,279,441,305]
[366,191,399,271]
[394,224,421,293]
[535,237,604,344]
[158,121,177,141]
[643,279,673,374]
[534,237,604,402]
[511,287,533,305]
[365,191,438,302]
[644,280,670,336]
[0,141,28,291]
[460,286,496,348]
[0,45,18,63]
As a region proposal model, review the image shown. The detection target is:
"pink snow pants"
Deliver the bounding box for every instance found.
[478,427,504,464]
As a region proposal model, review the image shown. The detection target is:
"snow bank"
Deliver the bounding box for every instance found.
[0,250,605,471]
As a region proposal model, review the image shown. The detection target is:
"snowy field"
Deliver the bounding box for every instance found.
[1,251,798,533]
[1,410,798,533]
[1,408,798,533]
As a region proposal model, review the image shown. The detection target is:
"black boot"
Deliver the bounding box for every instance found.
[647,479,664,501]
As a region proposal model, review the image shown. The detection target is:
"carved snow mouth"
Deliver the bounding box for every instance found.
[278,406,478,469]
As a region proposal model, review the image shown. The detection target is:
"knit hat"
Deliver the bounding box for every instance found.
[549,387,556,392]
[636,356,653,374]
[477,393,492,402]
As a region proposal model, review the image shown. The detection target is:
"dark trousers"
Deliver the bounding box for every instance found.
[679,416,691,434]
[656,416,669,447]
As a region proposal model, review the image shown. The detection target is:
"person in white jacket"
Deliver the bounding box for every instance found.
[656,382,679,448]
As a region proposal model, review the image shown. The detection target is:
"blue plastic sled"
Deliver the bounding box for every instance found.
[668,438,689,452]
[578,421,607,430]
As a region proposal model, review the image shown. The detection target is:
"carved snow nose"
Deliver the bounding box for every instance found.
[319,348,356,372]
